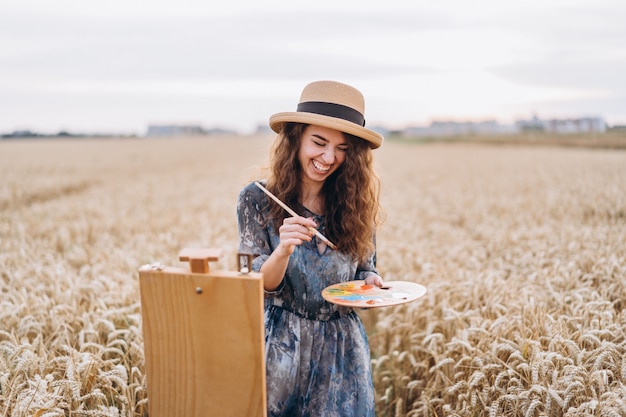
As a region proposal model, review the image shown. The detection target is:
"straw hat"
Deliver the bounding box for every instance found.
[269,80,383,149]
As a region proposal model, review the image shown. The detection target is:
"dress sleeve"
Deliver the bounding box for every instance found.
[237,183,272,273]
[237,184,272,272]
[237,183,286,295]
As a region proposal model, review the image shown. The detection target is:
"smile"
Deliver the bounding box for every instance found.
[312,160,331,172]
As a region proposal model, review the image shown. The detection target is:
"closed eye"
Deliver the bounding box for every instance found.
[311,134,348,151]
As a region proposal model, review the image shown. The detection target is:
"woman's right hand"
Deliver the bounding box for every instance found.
[261,215,317,291]
[275,216,317,257]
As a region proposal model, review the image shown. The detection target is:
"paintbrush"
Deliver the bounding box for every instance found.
[254,181,337,250]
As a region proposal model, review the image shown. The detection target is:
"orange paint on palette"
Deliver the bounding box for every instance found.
[352,285,375,295]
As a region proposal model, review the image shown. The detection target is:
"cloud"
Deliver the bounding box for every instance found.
[490,56,626,94]
[0,10,446,82]
[2,1,626,131]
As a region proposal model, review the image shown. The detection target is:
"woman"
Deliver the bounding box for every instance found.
[237,80,384,416]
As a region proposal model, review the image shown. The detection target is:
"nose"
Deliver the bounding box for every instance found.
[321,147,335,163]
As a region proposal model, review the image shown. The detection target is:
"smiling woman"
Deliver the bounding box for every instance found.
[237,80,384,416]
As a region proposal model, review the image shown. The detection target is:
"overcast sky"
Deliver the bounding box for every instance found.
[1,0,625,135]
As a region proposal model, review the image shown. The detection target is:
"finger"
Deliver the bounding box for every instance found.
[284,215,317,228]
[365,275,384,287]
[280,220,315,239]
[279,224,313,240]
[280,224,313,237]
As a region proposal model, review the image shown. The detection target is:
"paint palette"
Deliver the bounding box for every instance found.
[322,280,427,308]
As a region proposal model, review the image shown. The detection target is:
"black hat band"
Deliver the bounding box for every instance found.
[297,101,365,127]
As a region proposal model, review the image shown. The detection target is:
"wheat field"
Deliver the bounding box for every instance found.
[1,135,625,416]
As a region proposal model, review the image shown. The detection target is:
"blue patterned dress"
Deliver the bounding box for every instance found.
[237,181,377,417]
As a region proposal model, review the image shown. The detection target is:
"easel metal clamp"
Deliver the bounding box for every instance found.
[237,253,258,274]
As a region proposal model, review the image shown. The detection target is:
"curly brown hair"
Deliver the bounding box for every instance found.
[266,122,382,262]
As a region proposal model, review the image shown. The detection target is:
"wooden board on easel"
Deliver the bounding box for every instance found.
[138,249,266,417]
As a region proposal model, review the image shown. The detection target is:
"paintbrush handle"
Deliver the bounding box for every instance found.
[311,229,337,250]
[254,182,298,217]
[254,182,337,250]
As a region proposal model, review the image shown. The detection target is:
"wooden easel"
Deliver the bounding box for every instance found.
[138,248,266,417]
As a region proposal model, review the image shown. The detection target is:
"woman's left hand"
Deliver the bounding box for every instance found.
[364,274,384,287]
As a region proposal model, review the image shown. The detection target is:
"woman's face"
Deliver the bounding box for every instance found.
[298,124,348,185]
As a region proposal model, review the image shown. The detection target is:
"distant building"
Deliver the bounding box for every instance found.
[403,120,518,137]
[516,114,545,132]
[369,125,391,138]
[255,124,274,135]
[204,127,238,135]
[146,125,205,137]
[544,117,607,133]
[516,115,607,134]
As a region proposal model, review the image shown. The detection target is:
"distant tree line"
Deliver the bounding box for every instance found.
[0,130,137,139]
